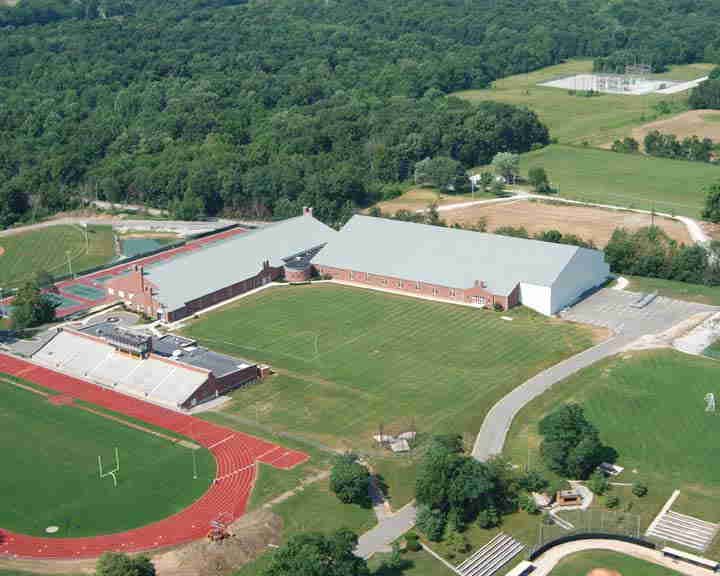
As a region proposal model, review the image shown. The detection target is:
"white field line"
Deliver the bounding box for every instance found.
[207,434,234,450]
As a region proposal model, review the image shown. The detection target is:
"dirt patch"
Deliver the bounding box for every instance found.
[153,508,282,576]
[442,199,692,247]
[373,188,477,214]
[0,245,5,257]
[623,109,720,148]
[587,570,621,576]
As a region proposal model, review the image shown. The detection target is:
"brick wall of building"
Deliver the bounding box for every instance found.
[315,265,516,310]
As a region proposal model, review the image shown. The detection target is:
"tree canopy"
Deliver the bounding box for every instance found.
[262,530,369,576]
[329,453,371,506]
[96,553,155,576]
[10,280,58,330]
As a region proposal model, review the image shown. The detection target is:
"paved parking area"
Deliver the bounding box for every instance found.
[560,288,716,336]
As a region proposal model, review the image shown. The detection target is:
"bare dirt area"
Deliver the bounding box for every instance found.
[587,570,622,576]
[442,199,692,247]
[0,246,5,257]
[624,109,720,147]
[374,188,478,214]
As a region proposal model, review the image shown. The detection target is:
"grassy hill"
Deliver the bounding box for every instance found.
[517,144,719,218]
[454,60,712,147]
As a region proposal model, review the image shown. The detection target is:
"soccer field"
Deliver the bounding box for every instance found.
[505,350,720,547]
[182,284,598,450]
[0,225,116,289]
[519,144,719,218]
[0,377,215,537]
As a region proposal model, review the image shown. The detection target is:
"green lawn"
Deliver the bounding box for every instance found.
[369,549,455,576]
[454,60,711,146]
[549,550,680,576]
[505,350,720,556]
[182,284,596,452]
[518,144,719,218]
[0,225,116,289]
[623,276,720,306]
[0,379,215,537]
[234,480,376,576]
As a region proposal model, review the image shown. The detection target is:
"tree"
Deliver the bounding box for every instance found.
[263,530,369,576]
[11,280,57,330]
[479,172,494,192]
[538,403,606,479]
[702,182,720,223]
[491,153,519,184]
[416,505,447,541]
[490,178,506,197]
[405,532,421,552]
[171,188,204,221]
[689,79,720,109]
[528,166,551,194]
[34,270,55,289]
[519,493,540,514]
[414,156,465,191]
[611,137,639,154]
[587,470,609,495]
[632,482,648,497]
[476,505,500,529]
[329,453,371,505]
[96,553,155,576]
[605,495,620,509]
[519,470,548,493]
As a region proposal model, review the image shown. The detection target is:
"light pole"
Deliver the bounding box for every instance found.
[66,251,73,278]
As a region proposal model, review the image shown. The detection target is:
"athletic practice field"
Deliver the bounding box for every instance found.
[0,375,215,537]
[0,225,115,289]
[454,60,712,146]
[519,144,719,218]
[183,284,600,450]
[505,349,720,552]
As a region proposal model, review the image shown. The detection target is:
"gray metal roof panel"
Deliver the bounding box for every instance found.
[146,215,336,311]
[313,215,591,295]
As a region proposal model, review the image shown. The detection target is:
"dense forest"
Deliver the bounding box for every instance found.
[1,0,720,226]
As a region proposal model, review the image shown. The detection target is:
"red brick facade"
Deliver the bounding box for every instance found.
[284,265,312,283]
[314,265,519,310]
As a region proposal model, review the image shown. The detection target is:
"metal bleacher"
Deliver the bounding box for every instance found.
[32,330,208,409]
[456,533,525,576]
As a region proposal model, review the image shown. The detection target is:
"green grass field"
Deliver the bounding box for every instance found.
[623,276,720,306]
[183,285,597,451]
[0,379,215,537]
[454,60,712,146]
[518,144,719,218]
[549,550,679,576]
[505,350,720,556]
[0,225,116,289]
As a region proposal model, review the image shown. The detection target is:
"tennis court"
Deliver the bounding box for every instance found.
[46,292,84,309]
[62,283,107,302]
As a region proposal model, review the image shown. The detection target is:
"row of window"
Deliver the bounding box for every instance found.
[344,270,470,299]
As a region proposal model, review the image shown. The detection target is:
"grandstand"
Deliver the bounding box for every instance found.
[32,326,259,410]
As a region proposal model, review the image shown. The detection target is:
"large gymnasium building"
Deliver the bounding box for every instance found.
[105,209,610,320]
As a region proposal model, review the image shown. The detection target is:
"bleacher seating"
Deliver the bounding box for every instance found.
[456,533,524,576]
[32,330,208,409]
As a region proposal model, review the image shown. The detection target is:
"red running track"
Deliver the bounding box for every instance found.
[0,353,308,559]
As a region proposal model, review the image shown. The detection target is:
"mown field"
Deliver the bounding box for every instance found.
[183,285,598,450]
[518,144,719,218]
[549,550,680,576]
[454,60,712,146]
[505,350,720,556]
[0,378,215,537]
[0,225,116,289]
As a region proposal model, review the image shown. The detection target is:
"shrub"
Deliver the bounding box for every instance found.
[405,532,421,552]
[329,453,371,505]
[587,470,609,495]
[477,506,501,529]
[632,482,648,497]
[606,495,620,509]
[416,506,447,541]
[519,494,540,515]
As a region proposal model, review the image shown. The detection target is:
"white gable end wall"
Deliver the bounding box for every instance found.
[519,283,553,316]
[549,248,610,314]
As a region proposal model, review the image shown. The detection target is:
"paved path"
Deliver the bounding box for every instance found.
[530,539,713,576]
[355,503,417,559]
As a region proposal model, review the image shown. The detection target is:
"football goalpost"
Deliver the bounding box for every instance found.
[98,448,120,488]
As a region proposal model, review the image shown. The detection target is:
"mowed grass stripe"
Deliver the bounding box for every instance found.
[182,284,595,449]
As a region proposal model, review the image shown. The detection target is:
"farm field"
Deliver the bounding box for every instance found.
[623,276,720,306]
[441,199,691,247]
[626,109,720,149]
[549,550,680,576]
[0,377,215,537]
[516,144,719,218]
[182,284,600,505]
[505,350,720,556]
[454,60,711,146]
[0,225,116,289]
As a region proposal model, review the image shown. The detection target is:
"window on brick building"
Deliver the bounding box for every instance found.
[397,281,402,288]
[350,271,355,280]
[432,288,439,296]
[381,278,388,285]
